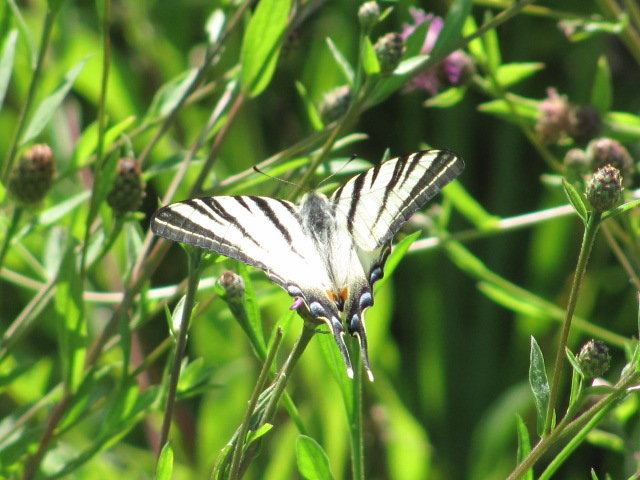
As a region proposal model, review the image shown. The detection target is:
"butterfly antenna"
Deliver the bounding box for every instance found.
[328,316,354,378]
[252,165,300,187]
[317,154,359,188]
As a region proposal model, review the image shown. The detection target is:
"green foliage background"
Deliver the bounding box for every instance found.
[1,0,640,479]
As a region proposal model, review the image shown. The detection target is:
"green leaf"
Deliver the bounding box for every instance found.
[156,442,174,480]
[565,347,584,377]
[478,95,539,123]
[145,69,198,123]
[362,36,380,76]
[423,86,466,108]
[495,62,544,88]
[515,415,533,480]
[431,0,472,62]
[72,116,136,170]
[55,239,86,392]
[586,429,625,452]
[247,423,274,443]
[296,435,334,480]
[0,30,18,110]
[591,56,612,114]
[236,262,266,354]
[601,198,640,221]
[325,37,354,85]
[22,57,89,145]
[606,111,640,141]
[562,178,588,222]
[478,282,551,320]
[481,11,501,72]
[404,18,430,58]
[529,336,550,435]
[441,180,499,229]
[240,0,292,97]
[295,81,323,131]
[378,231,419,289]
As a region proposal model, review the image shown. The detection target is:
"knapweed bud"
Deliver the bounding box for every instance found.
[319,85,352,124]
[374,33,405,75]
[577,339,611,378]
[535,88,572,145]
[586,138,633,185]
[439,50,476,88]
[107,158,146,216]
[8,144,56,205]
[358,1,380,30]
[568,105,602,145]
[586,164,623,212]
[216,270,245,301]
[564,148,588,174]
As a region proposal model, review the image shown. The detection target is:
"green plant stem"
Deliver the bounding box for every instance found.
[544,212,601,435]
[350,355,364,480]
[229,328,284,480]
[1,8,56,182]
[158,248,202,452]
[0,207,22,272]
[508,371,640,480]
[80,0,111,277]
[234,323,316,478]
[595,0,640,63]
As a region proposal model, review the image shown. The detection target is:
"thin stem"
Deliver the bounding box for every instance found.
[233,323,316,478]
[595,0,640,64]
[544,212,601,435]
[0,207,23,272]
[80,0,111,277]
[158,248,202,451]
[1,8,56,182]
[229,328,284,480]
[508,371,640,480]
[349,354,364,480]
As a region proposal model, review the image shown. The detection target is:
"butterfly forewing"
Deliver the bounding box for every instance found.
[331,150,464,252]
[151,196,334,293]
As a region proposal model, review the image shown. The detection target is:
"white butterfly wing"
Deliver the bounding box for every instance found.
[151,196,334,296]
[331,149,464,252]
[328,150,464,379]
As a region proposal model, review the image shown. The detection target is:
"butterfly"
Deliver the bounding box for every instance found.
[151,149,464,381]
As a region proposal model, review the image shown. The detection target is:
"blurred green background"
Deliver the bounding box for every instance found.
[1,0,640,479]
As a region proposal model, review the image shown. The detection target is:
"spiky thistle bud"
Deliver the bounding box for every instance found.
[358,1,380,30]
[107,158,146,216]
[374,33,405,75]
[535,88,572,145]
[586,164,623,212]
[569,105,602,145]
[578,339,611,378]
[319,85,352,124]
[8,144,56,205]
[586,138,633,185]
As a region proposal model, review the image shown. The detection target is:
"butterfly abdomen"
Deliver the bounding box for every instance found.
[299,191,336,244]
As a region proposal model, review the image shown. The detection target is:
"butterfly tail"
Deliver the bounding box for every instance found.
[348,314,375,382]
[327,316,354,379]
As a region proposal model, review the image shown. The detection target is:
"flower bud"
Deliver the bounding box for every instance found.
[564,148,588,174]
[8,144,56,205]
[374,33,405,75]
[107,158,146,216]
[586,138,633,185]
[535,88,572,145]
[568,105,602,145]
[439,50,476,88]
[586,165,622,212]
[319,85,352,124]
[358,1,380,30]
[577,339,611,378]
[216,270,245,300]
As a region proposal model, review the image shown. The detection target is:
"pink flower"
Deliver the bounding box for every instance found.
[402,8,474,96]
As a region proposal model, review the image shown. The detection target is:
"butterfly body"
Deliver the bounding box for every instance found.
[151,149,464,380]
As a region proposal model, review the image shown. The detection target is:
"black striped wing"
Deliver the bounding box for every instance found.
[330,149,464,252]
[151,196,335,294]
